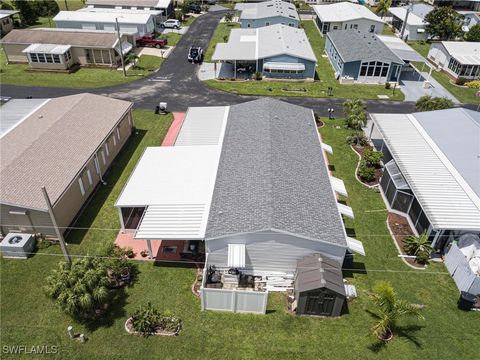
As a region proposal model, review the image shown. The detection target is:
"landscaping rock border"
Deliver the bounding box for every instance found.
[350,145,380,189]
[124,317,180,337]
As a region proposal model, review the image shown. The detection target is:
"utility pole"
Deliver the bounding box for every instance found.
[115,17,127,77]
[400,2,412,40]
[42,187,71,265]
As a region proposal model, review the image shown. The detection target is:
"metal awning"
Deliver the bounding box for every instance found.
[115,41,133,54]
[263,62,305,71]
[337,203,354,219]
[330,176,348,197]
[22,43,71,54]
[321,142,333,155]
[346,237,366,256]
[228,244,246,268]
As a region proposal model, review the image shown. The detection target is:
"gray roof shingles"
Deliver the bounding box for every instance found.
[327,30,404,64]
[205,98,347,246]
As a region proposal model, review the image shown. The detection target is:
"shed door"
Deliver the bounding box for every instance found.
[305,292,336,316]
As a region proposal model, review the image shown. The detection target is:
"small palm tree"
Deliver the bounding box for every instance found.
[371,281,424,341]
[404,233,433,264]
[346,109,368,130]
[343,98,365,116]
[224,12,234,25]
[375,0,392,20]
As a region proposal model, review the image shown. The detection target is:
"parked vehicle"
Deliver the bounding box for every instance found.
[188,46,203,63]
[160,19,181,29]
[135,34,167,49]
[189,4,202,14]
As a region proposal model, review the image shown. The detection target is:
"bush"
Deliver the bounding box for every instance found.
[255,71,262,80]
[455,77,467,86]
[130,303,181,335]
[466,80,480,89]
[363,147,383,167]
[358,161,376,182]
[346,131,368,146]
[385,82,391,89]
[415,95,454,112]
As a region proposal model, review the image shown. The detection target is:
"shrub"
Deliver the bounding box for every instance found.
[363,147,383,167]
[130,303,181,335]
[254,71,262,80]
[415,95,454,112]
[455,77,467,86]
[466,80,480,89]
[385,82,391,89]
[403,233,432,264]
[346,131,368,146]
[358,161,376,182]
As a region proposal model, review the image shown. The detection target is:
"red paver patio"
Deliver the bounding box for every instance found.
[161,112,186,146]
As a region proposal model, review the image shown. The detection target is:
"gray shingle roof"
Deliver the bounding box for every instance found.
[295,254,346,295]
[205,98,347,247]
[327,30,404,64]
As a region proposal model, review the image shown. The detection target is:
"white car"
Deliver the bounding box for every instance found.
[160,19,181,29]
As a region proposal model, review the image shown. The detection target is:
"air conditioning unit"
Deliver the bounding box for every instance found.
[0,233,36,259]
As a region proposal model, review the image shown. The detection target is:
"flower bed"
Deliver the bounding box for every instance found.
[125,317,181,337]
[352,145,383,186]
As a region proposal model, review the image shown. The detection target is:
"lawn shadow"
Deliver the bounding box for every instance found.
[65,130,147,245]
[343,261,367,278]
[153,261,199,269]
[345,227,357,238]
[84,287,129,332]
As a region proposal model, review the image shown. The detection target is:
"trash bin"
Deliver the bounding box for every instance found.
[458,291,476,311]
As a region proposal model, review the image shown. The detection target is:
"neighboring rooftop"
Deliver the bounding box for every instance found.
[86,0,171,7]
[371,108,480,231]
[53,10,152,24]
[0,99,49,138]
[235,0,299,21]
[376,34,425,62]
[388,3,433,26]
[78,7,162,15]
[0,9,19,20]
[327,30,403,64]
[313,2,384,23]
[205,98,347,246]
[0,94,133,210]
[440,41,480,65]
[1,28,120,48]
[212,24,316,62]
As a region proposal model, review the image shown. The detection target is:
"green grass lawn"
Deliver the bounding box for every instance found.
[408,41,431,58]
[204,21,404,101]
[0,50,163,88]
[159,32,183,47]
[204,22,240,62]
[1,113,479,359]
[382,25,396,36]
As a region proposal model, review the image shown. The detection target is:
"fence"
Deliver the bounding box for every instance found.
[201,288,268,314]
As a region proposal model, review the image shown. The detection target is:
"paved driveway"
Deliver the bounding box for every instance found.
[399,68,460,103]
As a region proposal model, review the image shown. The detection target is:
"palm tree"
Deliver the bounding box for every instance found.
[343,98,365,116]
[370,281,424,341]
[415,95,454,112]
[375,0,392,20]
[346,109,368,130]
[403,233,433,264]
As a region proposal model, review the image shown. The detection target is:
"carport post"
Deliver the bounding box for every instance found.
[234,60,237,79]
[146,239,153,258]
[118,208,125,233]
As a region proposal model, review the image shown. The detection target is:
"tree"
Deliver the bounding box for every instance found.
[375,0,392,20]
[44,257,113,320]
[12,0,38,26]
[343,98,366,116]
[32,1,60,27]
[224,12,233,25]
[424,6,464,40]
[415,95,454,112]
[346,131,368,146]
[403,233,433,264]
[465,23,480,42]
[0,1,14,10]
[370,281,424,341]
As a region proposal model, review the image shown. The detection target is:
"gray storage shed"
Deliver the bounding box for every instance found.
[294,254,346,317]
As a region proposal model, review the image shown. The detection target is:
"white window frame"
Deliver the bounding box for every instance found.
[105,143,110,157]
[78,177,85,196]
[86,169,93,186]
[101,149,106,165]
[116,127,121,140]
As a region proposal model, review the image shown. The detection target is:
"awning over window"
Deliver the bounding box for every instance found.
[228,244,246,268]
[22,43,71,54]
[263,62,305,71]
[337,203,354,219]
[346,237,366,256]
[321,142,333,155]
[330,176,348,197]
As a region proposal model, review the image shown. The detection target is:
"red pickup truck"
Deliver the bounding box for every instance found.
[135,34,168,49]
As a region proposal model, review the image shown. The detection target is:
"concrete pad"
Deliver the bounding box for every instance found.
[198,62,251,80]
[157,26,188,35]
[209,5,230,12]
[399,70,459,103]
[136,46,173,58]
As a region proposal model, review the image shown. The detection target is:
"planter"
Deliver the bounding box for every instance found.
[124,317,181,337]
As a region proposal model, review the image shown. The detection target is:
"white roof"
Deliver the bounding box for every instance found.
[376,35,425,62]
[371,111,480,232]
[53,10,152,24]
[212,24,316,62]
[388,6,429,26]
[235,0,299,21]
[313,2,383,23]
[175,107,229,146]
[442,41,480,65]
[22,43,71,54]
[78,7,163,16]
[0,10,18,20]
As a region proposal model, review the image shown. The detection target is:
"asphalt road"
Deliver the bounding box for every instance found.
[1,10,476,115]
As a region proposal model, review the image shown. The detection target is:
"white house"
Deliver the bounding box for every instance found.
[388,3,433,41]
[427,41,480,80]
[85,0,174,17]
[313,2,384,35]
[53,10,155,36]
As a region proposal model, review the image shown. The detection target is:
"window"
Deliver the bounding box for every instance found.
[369,25,375,33]
[94,157,100,174]
[333,26,338,30]
[30,53,38,63]
[101,149,106,165]
[105,143,110,157]
[78,178,85,196]
[353,24,358,29]
[344,24,347,30]
[161,246,177,254]
[45,54,53,63]
[65,50,72,62]
[265,22,270,26]
[289,23,294,27]
[116,127,121,140]
[113,134,117,146]
[53,54,61,63]
[86,169,93,186]
[38,53,46,62]
[247,23,251,28]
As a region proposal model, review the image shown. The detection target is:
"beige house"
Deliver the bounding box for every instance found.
[0,94,134,240]
[0,10,18,36]
[1,28,133,70]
